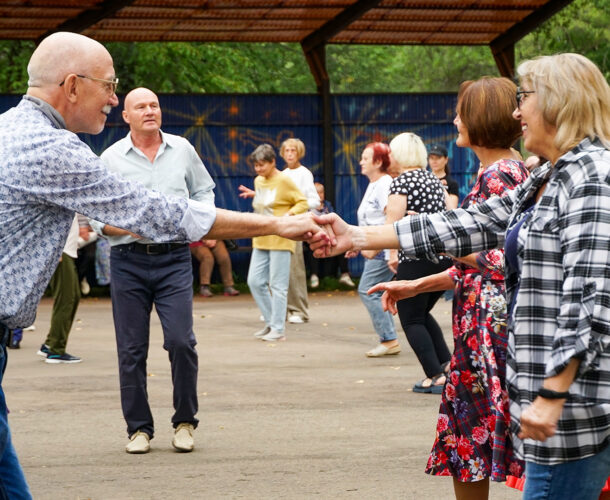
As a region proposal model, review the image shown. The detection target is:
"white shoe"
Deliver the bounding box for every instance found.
[338,274,356,287]
[309,274,319,288]
[172,423,194,452]
[24,325,36,331]
[126,431,150,454]
[80,278,90,296]
[366,344,401,357]
[261,329,286,342]
[253,326,271,338]
[259,315,265,322]
[288,314,305,324]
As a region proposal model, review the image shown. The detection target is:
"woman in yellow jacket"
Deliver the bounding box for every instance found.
[239,144,308,341]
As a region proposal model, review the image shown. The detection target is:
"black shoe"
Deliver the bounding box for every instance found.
[45,352,82,364]
[37,344,50,357]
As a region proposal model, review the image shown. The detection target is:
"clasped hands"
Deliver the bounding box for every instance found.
[287,213,355,257]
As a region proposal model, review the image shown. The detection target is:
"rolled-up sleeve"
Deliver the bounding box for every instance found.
[182,198,217,241]
[548,178,610,377]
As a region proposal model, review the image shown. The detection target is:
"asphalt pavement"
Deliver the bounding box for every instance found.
[5,291,520,500]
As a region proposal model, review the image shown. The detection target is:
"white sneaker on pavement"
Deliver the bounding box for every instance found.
[261,329,286,342]
[309,274,319,288]
[287,314,305,324]
[338,273,356,287]
[253,326,271,338]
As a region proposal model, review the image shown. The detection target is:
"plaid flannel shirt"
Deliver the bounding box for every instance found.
[394,138,610,465]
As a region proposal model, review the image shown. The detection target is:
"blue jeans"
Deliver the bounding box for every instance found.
[523,444,610,500]
[247,249,291,333]
[357,258,397,342]
[110,245,198,439]
[0,324,32,499]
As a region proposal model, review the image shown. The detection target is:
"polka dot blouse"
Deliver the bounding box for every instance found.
[389,168,447,263]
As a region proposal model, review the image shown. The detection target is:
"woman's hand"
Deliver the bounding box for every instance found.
[367,280,423,314]
[238,185,255,199]
[518,397,566,442]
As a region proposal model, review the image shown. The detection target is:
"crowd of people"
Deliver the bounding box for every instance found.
[0,29,608,500]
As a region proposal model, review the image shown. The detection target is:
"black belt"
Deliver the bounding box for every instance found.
[121,242,187,256]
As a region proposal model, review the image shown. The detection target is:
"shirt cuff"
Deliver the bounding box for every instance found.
[182,199,217,241]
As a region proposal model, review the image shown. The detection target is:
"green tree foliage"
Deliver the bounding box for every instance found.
[516,0,609,80]
[0,41,34,93]
[0,0,606,94]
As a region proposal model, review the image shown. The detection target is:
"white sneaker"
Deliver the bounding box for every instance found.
[288,314,305,324]
[172,423,194,452]
[253,326,271,338]
[309,274,319,288]
[80,278,90,296]
[259,315,265,322]
[338,274,356,287]
[24,325,36,331]
[126,431,150,454]
[261,329,286,342]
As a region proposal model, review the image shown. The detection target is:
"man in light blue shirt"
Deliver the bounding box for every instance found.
[93,87,214,455]
[0,32,322,498]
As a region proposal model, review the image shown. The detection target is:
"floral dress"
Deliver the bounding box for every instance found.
[425,158,529,483]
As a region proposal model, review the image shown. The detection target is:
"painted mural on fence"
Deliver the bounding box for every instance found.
[0,93,479,277]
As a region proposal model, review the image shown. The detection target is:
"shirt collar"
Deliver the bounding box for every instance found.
[22,95,67,129]
[123,129,173,155]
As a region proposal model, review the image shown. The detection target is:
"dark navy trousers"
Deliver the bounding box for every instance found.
[110,245,198,439]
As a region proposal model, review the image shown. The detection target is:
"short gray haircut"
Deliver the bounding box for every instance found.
[249,143,276,164]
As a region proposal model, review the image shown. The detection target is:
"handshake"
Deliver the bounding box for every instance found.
[277,212,386,258]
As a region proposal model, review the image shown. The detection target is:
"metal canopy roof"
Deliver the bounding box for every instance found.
[1,0,571,49]
[1,0,574,204]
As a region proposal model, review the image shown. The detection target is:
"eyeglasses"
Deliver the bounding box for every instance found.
[516,87,535,109]
[59,74,119,94]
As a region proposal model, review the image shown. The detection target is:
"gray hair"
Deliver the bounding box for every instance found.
[249,143,276,164]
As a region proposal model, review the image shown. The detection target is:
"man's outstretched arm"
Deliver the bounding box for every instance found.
[204,209,328,243]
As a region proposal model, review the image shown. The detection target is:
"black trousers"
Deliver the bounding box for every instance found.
[396,258,452,378]
[110,245,198,439]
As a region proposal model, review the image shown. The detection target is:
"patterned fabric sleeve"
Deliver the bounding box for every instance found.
[549,169,610,377]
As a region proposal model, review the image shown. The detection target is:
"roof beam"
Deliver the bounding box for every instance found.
[301,0,383,53]
[36,0,136,44]
[490,0,574,53]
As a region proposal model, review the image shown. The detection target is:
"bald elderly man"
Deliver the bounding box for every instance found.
[91,87,214,454]
[0,32,322,497]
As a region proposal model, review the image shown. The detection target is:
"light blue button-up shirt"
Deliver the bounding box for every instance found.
[94,130,215,246]
[0,97,216,328]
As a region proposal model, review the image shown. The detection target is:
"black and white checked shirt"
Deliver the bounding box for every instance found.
[394,138,610,465]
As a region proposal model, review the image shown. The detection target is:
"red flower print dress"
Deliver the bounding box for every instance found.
[425,159,529,483]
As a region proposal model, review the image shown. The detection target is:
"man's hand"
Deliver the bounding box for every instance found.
[367,280,422,315]
[309,213,357,257]
[79,226,90,241]
[276,213,329,243]
[238,185,255,199]
[518,396,565,442]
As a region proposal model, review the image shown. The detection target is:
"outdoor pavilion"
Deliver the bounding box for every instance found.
[0,0,574,202]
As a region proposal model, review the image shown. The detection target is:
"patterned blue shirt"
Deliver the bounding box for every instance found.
[0,97,216,328]
[94,130,215,246]
[393,138,610,465]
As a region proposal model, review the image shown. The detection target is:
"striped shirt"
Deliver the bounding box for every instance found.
[394,138,610,465]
